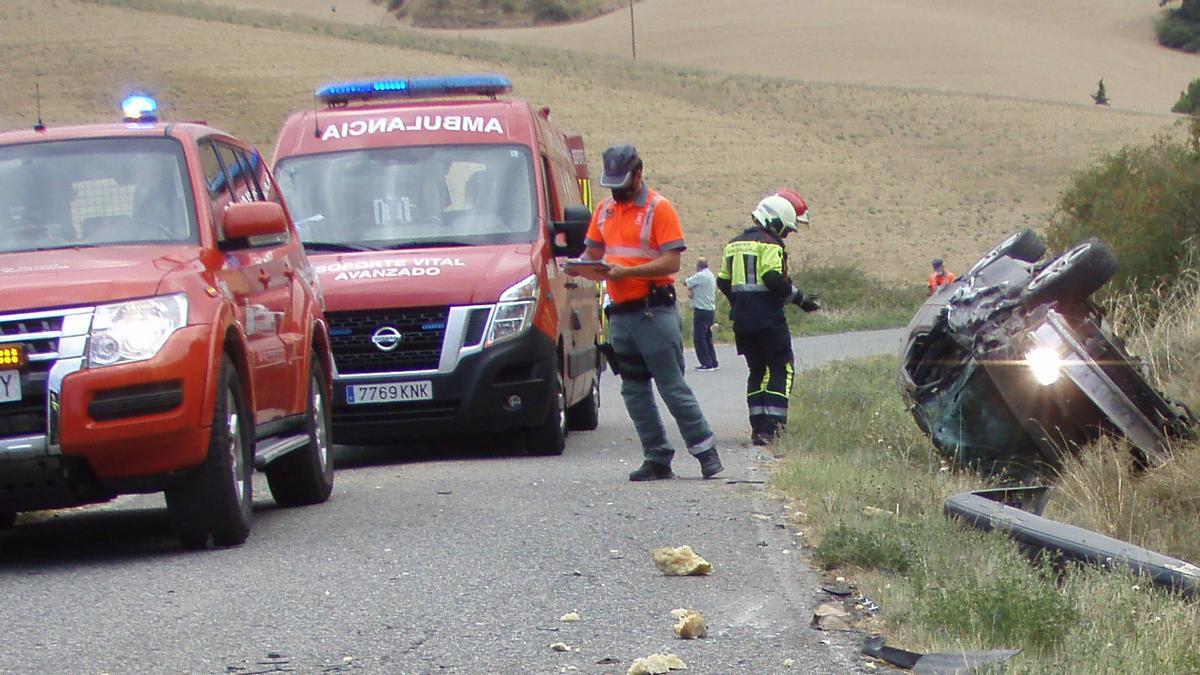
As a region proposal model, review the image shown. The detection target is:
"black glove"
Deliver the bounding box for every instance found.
[799,295,822,313]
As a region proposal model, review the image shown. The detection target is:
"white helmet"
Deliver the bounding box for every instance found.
[751,195,798,238]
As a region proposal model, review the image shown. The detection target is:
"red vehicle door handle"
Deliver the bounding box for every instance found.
[258,269,271,287]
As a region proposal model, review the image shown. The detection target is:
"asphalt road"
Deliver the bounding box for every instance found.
[0,329,903,675]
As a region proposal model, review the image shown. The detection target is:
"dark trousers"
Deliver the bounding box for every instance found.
[692,308,718,368]
[734,322,795,437]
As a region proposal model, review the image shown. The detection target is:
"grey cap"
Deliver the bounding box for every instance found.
[932,258,944,268]
[600,144,641,188]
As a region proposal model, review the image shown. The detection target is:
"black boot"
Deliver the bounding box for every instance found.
[695,449,724,478]
[629,460,674,481]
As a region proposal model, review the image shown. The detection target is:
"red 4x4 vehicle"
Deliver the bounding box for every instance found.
[271,74,602,454]
[0,97,334,548]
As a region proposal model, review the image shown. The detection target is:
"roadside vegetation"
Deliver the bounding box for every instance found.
[1046,115,1200,308]
[776,350,1200,671]
[374,0,630,27]
[779,120,1200,668]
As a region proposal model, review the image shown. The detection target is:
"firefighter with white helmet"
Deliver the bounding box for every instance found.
[717,191,821,445]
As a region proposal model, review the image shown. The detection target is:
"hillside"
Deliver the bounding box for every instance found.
[0,0,1185,283]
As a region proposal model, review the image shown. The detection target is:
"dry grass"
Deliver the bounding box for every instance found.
[1045,277,1200,565]
[0,0,1184,286]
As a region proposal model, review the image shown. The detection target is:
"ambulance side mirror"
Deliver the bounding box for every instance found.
[552,205,591,258]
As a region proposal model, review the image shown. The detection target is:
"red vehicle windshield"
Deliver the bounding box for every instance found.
[275,144,536,251]
[0,137,197,253]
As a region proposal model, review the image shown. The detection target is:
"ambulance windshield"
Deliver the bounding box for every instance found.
[0,137,197,253]
[276,144,537,250]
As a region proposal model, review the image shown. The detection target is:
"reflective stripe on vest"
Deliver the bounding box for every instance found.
[595,195,665,260]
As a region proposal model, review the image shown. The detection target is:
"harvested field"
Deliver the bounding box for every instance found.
[0,0,1188,282]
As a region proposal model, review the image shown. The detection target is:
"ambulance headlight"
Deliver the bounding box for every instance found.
[89,294,188,367]
[1025,346,1064,386]
[486,274,538,347]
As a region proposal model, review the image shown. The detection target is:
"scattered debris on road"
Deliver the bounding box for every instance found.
[627,653,687,675]
[559,612,580,622]
[651,545,712,576]
[670,608,708,639]
[812,603,855,631]
[549,642,570,652]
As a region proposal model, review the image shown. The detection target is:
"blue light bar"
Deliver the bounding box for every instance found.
[121,94,159,123]
[315,74,513,105]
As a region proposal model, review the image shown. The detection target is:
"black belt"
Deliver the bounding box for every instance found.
[606,295,675,316]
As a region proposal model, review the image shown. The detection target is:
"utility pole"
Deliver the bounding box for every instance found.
[629,0,637,60]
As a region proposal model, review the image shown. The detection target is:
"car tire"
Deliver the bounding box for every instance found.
[165,355,253,550]
[566,365,600,432]
[266,362,335,507]
[1020,238,1117,309]
[528,369,567,456]
[967,229,1047,276]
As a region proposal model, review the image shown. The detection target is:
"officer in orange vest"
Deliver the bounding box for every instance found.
[568,144,722,481]
[928,258,956,295]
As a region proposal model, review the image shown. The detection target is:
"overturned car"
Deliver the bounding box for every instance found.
[899,230,1195,478]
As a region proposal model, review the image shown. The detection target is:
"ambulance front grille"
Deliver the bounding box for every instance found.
[327,306,450,374]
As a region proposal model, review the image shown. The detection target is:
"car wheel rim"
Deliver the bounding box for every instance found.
[969,232,1020,275]
[1029,242,1090,291]
[226,390,245,504]
[312,382,329,469]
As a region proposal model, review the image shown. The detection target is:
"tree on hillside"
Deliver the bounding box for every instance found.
[1161,0,1200,22]
[1092,78,1110,106]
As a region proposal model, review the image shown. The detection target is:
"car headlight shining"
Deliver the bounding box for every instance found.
[485,274,538,347]
[1025,346,1063,386]
[89,293,188,367]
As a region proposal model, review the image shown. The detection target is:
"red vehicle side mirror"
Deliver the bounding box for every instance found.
[224,202,289,240]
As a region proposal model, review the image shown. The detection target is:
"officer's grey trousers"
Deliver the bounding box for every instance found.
[607,306,716,466]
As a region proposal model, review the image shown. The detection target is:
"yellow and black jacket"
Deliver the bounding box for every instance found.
[716,226,804,334]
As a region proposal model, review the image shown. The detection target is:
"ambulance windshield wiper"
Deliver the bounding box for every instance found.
[384,240,471,250]
[303,241,380,252]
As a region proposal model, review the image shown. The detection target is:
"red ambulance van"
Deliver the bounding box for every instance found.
[271,74,602,455]
[0,96,334,548]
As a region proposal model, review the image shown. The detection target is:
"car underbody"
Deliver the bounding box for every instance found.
[899,229,1195,480]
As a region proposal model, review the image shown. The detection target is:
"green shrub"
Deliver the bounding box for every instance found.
[815,523,915,573]
[1157,8,1200,52]
[1173,78,1200,114]
[529,0,572,22]
[1045,133,1200,302]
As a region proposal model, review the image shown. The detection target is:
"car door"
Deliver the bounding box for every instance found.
[540,150,599,404]
[201,140,296,424]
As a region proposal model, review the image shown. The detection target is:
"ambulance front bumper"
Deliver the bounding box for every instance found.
[330,328,557,445]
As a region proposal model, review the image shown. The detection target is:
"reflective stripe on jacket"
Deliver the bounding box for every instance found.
[717,226,799,334]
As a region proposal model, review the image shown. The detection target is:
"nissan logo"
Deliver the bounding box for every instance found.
[371,326,404,352]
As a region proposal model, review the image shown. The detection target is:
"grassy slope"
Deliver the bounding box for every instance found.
[779,356,1200,672]
[0,0,1182,289]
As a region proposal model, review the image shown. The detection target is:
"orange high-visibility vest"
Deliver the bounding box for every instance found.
[928,271,956,294]
[584,186,686,303]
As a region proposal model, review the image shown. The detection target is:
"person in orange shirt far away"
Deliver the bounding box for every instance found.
[928,258,956,295]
